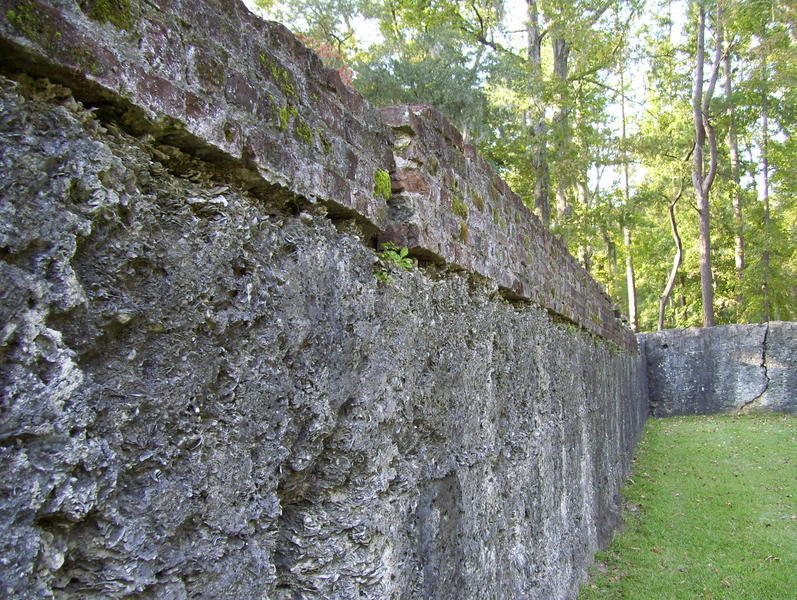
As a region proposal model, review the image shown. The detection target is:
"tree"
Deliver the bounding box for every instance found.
[657,178,686,329]
[722,30,745,314]
[619,55,638,330]
[691,0,723,327]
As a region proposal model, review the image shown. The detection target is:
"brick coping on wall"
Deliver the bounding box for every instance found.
[0,0,636,351]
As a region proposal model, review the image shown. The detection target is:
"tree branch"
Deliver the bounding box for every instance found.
[586,0,616,28]
[702,4,726,115]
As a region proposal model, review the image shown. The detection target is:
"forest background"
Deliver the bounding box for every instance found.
[246,0,796,332]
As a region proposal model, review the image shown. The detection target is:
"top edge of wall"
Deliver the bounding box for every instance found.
[0,0,637,351]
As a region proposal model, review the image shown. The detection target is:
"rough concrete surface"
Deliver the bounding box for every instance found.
[639,323,796,416]
[0,77,648,599]
[763,322,797,414]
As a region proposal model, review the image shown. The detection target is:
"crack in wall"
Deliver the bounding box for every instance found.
[738,322,770,413]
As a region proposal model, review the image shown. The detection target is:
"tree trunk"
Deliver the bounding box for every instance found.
[602,231,618,299]
[577,180,592,272]
[552,35,572,222]
[526,0,552,225]
[623,227,637,330]
[658,183,685,330]
[723,49,744,313]
[761,69,771,322]
[619,62,637,330]
[691,3,722,328]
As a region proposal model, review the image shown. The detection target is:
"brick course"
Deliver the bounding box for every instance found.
[0,0,635,350]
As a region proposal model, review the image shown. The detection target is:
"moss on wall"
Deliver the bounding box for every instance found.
[196,57,225,89]
[277,103,297,131]
[452,195,468,220]
[459,221,469,243]
[374,169,391,200]
[6,1,61,49]
[472,193,484,212]
[259,52,296,98]
[80,0,135,31]
[295,117,313,145]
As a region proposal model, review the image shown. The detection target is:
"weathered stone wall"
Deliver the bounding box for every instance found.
[0,0,634,350]
[639,323,797,416]
[379,105,628,347]
[0,2,648,599]
[0,0,395,228]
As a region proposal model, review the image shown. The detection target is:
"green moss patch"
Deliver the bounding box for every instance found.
[295,117,313,145]
[458,221,469,243]
[472,192,484,212]
[374,169,391,201]
[277,103,297,131]
[259,52,296,97]
[452,195,468,220]
[7,1,61,48]
[81,0,135,31]
[196,56,225,88]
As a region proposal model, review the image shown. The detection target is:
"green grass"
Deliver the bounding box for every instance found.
[579,414,797,600]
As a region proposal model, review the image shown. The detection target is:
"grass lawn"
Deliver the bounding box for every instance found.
[579,414,797,600]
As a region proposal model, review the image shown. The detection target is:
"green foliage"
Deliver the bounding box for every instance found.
[374,242,413,284]
[580,415,797,599]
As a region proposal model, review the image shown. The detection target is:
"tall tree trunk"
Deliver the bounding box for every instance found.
[761,67,771,322]
[623,227,637,330]
[691,2,722,328]
[723,49,744,314]
[526,0,551,225]
[619,65,637,330]
[602,232,619,298]
[658,183,685,330]
[577,180,593,272]
[552,36,572,222]
[678,272,688,324]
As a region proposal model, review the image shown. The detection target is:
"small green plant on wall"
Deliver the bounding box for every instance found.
[375,242,413,284]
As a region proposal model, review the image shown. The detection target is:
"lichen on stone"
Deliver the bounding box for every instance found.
[223,123,235,143]
[72,48,99,75]
[320,133,332,154]
[196,57,225,89]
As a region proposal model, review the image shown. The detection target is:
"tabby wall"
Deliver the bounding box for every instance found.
[639,323,797,417]
[0,2,648,599]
